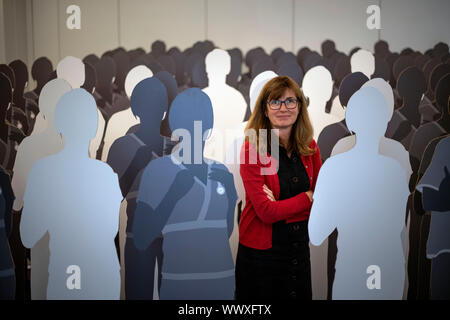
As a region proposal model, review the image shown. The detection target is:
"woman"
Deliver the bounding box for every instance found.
[236,76,322,300]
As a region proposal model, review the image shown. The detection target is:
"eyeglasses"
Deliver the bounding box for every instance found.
[267,98,300,110]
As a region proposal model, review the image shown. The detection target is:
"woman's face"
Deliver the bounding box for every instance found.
[266,88,299,130]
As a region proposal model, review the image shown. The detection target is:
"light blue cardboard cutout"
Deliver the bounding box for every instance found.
[309,86,409,299]
[21,89,122,299]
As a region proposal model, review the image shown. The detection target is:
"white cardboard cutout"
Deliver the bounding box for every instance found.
[302,66,339,142]
[203,49,247,163]
[226,71,278,264]
[309,87,409,299]
[20,89,122,299]
[53,56,105,160]
[351,49,375,79]
[12,79,72,300]
[329,96,346,122]
[100,65,153,162]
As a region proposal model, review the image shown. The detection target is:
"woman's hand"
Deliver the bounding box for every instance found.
[305,190,314,203]
[263,184,276,202]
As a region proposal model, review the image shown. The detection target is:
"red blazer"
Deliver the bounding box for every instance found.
[239,139,322,250]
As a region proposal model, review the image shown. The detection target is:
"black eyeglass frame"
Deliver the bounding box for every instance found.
[266,98,301,110]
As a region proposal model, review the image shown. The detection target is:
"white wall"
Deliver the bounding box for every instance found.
[120,0,206,52]
[380,0,450,53]
[2,0,449,70]
[1,0,29,65]
[295,0,380,54]
[208,0,293,54]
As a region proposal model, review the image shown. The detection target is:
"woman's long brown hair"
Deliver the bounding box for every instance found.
[245,75,315,156]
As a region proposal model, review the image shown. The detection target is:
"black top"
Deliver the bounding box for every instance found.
[272,146,310,247]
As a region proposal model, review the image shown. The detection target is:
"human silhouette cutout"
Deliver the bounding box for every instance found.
[0,167,15,299]
[277,61,304,88]
[351,49,375,79]
[100,65,152,162]
[107,77,167,300]
[1,72,26,300]
[53,56,106,160]
[318,72,369,163]
[91,55,130,159]
[203,49,247,163]
[7,60,30,136]
[416,135,450,299]
[385,67,426,151]
[309,86,409,299]
[20,88,122,299]
[22,57,52,132]
[302,65,338,142]
[25,57,53,102]
[132,88,237,299]
[302,66,338,300]
[407,73,450,300]
[12,79,71,300]
[0,73,25,174]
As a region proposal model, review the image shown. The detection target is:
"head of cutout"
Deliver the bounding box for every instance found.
[433,42,449,58]
[351,49,375,78]
[8,60,28,91]
[112,50,131,92]
[297,47,311,66]
[169,88,213,137]
[94,56,116,102]
[31,57,53,90]
[321,40,336,58]
[130,77,167,124]
[302,65,333,104]
[0,64,15,89]
[278,61,303,88]
[430,63,450,97]
[38,78,72,120]
[414,54,429,71]
[154,71,178,106]
[168,47,181,56]
[362,78,394,120]
[333,55,351,87]
[275,52,297,68]
[271,48,285,61]
[245,47,266,67]
[81,63,96,94]
[192,59,208,88]
[372,57,390,81]
[393,55,415,81]
[83,54,100,66]
[151,40,166,58]
[339,72,369,107]
[435,73,450,113]
[128,48,146,65]
[157,55,176,76]
[54,88,98,142]
[249,70,278,113]
[346,86,389,140]
[251,56,276,79]
[205,49,231,78]
[374,40,390,58]
[57,56,85,89]
[397,66,426,100]
[0,73,12,118]
[124,65,153,98]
